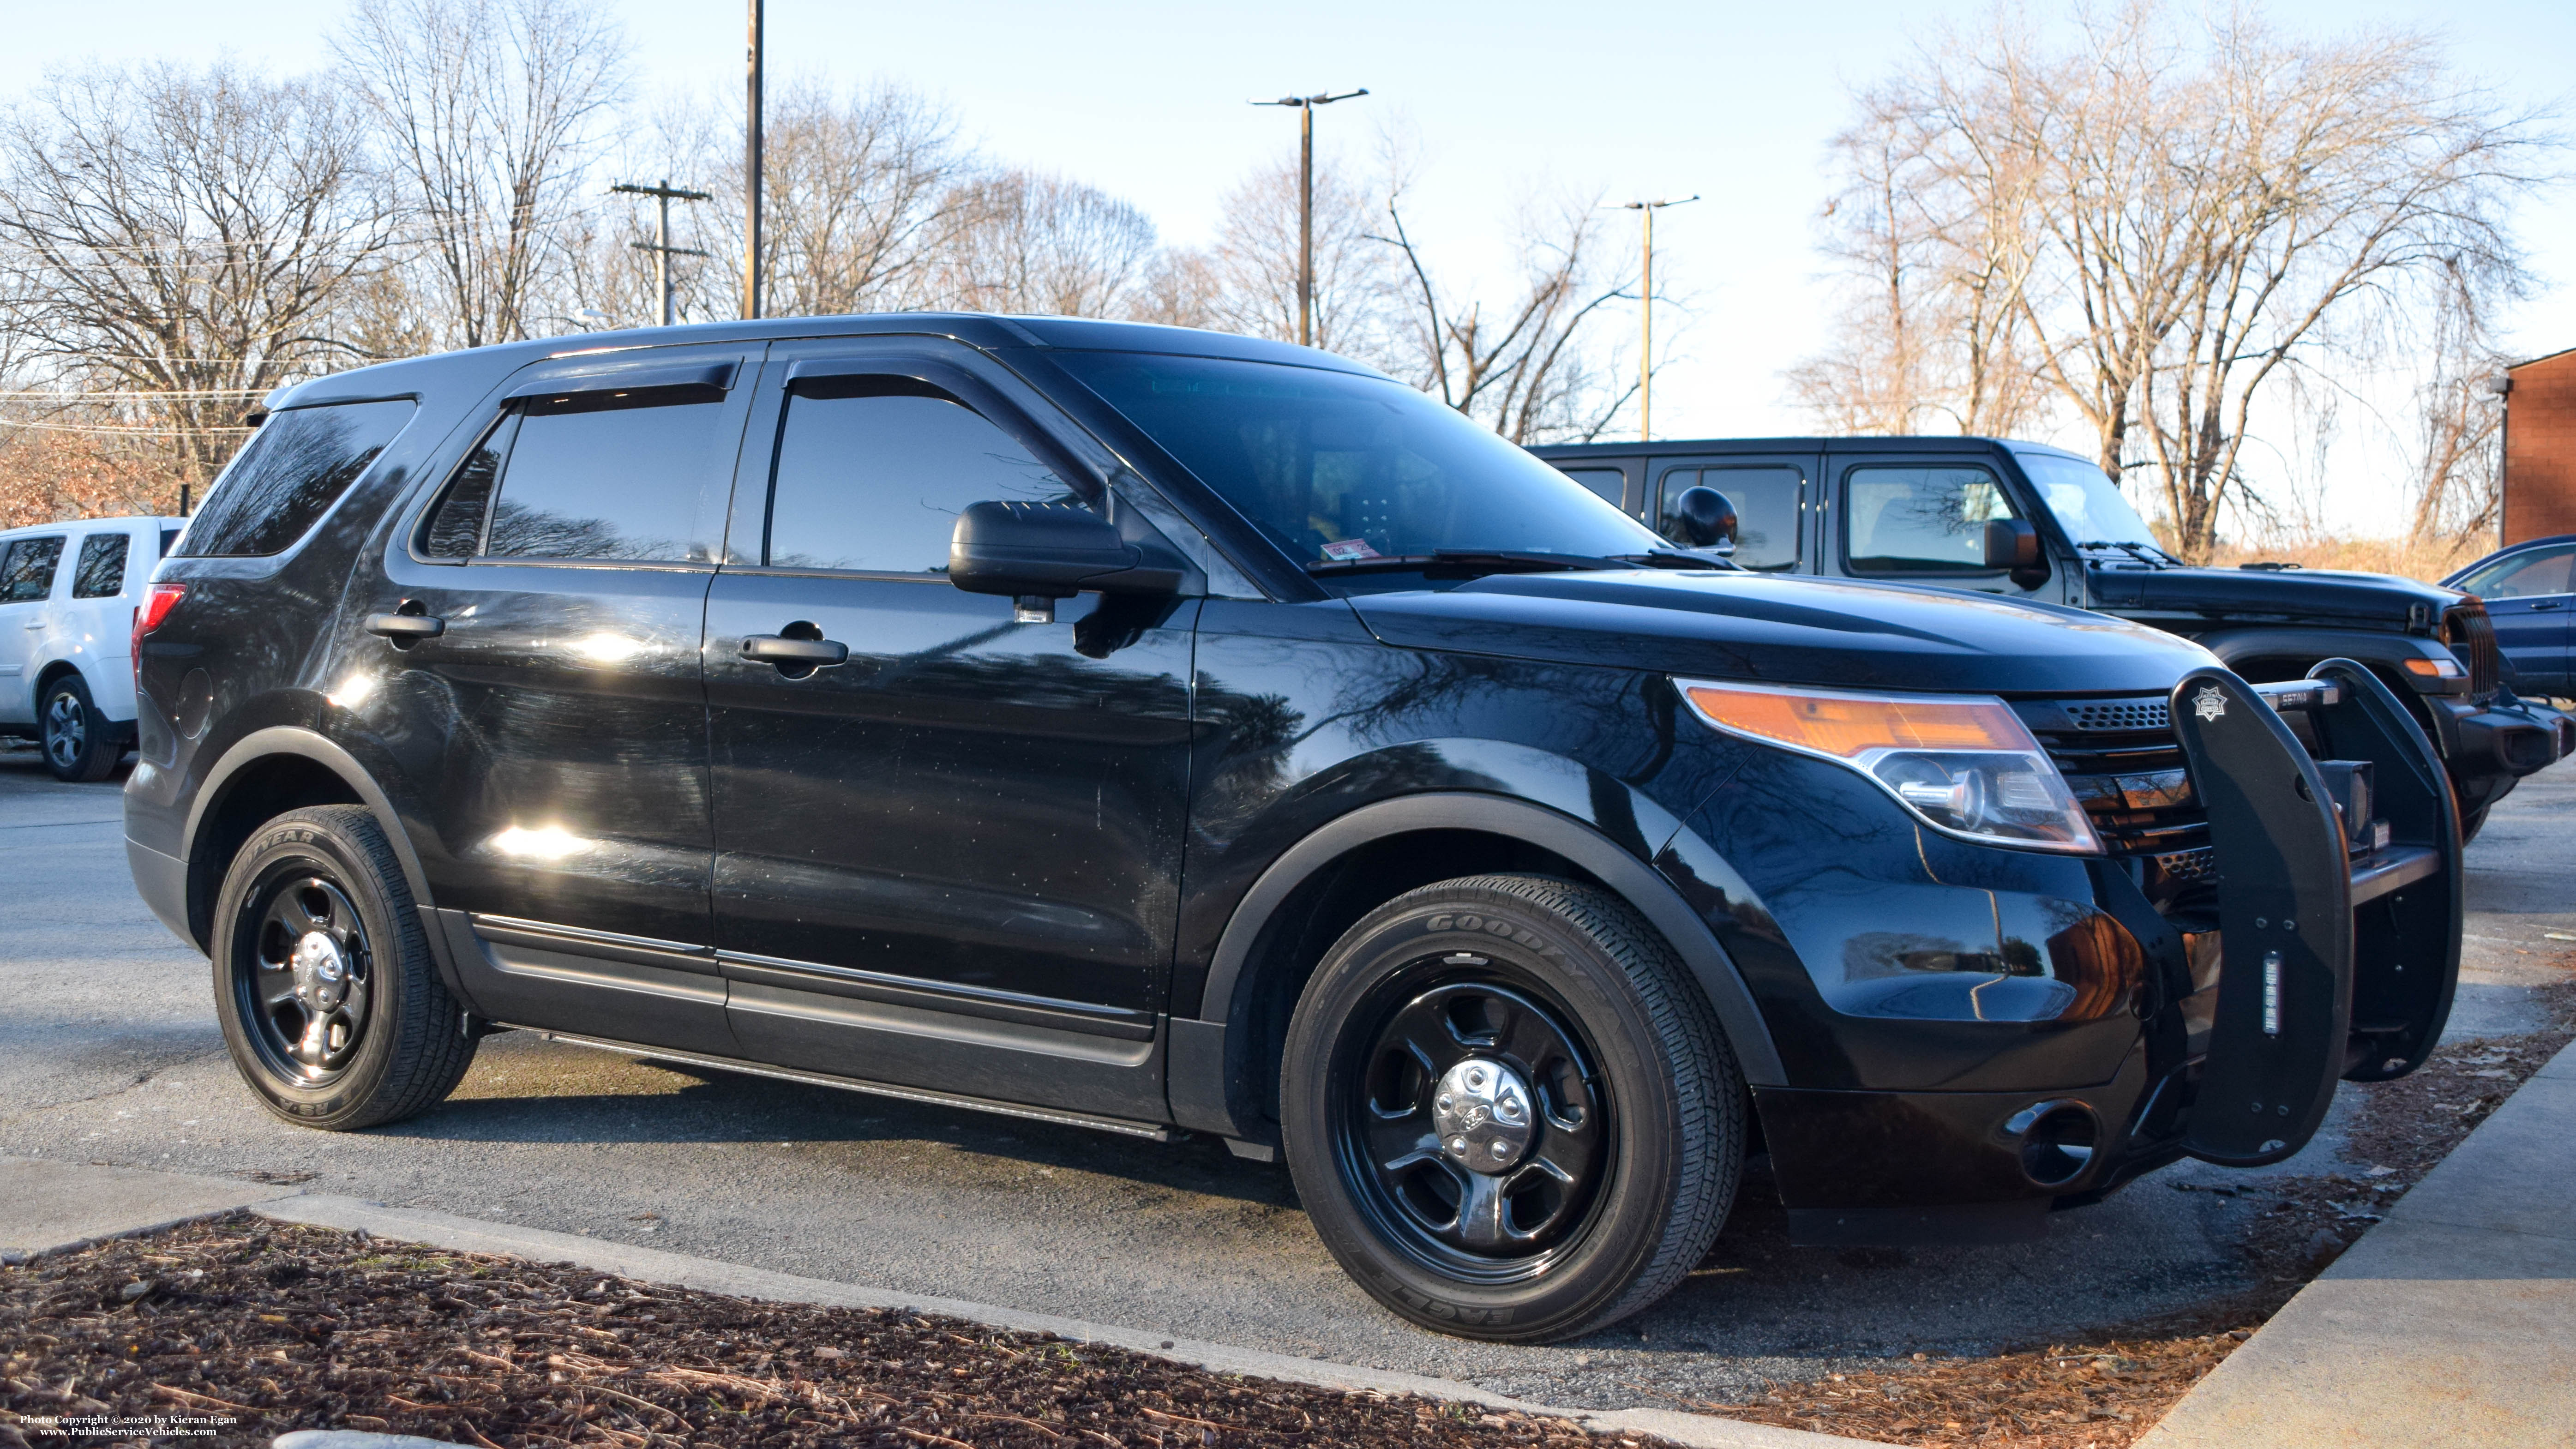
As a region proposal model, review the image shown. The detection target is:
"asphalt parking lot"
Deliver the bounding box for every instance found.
[3,741,2569,1411]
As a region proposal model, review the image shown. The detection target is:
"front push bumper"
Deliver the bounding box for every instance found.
[1767,661,2462,1245]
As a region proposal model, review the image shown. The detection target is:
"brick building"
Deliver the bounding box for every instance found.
[2502,345,2576,544]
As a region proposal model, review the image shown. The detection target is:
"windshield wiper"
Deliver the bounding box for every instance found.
[2078,539,2181,567]
[1304,549,1626,578]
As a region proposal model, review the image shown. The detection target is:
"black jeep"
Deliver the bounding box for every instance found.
[129,319,2460,1341]
[1531,436,2571,838]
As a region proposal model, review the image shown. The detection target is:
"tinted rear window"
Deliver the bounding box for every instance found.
[0,535,65,602]
[179,400,416,557]
[478,389,727,563]
[72,534,129,598]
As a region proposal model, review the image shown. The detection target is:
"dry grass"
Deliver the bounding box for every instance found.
[2196,534,2490,585]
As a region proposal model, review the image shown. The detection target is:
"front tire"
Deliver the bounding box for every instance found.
[211,806,477,1130]
[40,674,119,782]
[1280,874,1743,1342]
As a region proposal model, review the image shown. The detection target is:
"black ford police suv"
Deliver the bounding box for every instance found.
[129,317,2461,1341]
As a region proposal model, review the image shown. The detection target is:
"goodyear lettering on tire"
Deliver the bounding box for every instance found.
[1424,913,1558,957]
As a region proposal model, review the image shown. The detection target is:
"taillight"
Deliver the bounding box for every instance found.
[132,582,186,672]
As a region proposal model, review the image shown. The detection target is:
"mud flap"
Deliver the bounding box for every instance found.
[2303,660,2463,1082]
[2169,670,2354,1167]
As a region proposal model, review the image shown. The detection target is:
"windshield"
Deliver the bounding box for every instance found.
[2015,451,2162,551]
[1054,352,1670,571]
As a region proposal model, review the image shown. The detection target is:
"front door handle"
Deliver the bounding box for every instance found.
[2529,599,2565,611]
[363,612,445,639]
[740,633,849,666]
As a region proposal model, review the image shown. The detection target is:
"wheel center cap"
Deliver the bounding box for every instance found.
[1433,1058,1536,1173]
[292,932,347,1009]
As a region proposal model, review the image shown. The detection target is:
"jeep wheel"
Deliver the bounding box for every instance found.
[1280,874,1743,1342]
[211,805,476,1130]
[40,674,119,783]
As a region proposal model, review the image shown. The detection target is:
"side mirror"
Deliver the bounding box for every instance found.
[949,501,1181,619]
[1672,486,1738,553]
[1983,518,2041,570]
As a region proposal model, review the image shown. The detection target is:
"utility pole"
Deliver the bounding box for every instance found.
[743,0,765,320]
[611,180,711,327]
[1617,195,1696,441]
[1250,88,1367,348]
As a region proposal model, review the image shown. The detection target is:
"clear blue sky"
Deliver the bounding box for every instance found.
[10,0,2575,463]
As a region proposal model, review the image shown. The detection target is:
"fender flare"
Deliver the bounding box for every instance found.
[183,725,435,913]
[1183,793,1785,1126]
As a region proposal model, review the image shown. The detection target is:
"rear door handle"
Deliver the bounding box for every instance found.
[363,612,445,639]
[740,634,848,666]
[2530,599,2565,610]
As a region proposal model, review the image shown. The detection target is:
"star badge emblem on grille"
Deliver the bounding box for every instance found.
[2192,684,2227,722]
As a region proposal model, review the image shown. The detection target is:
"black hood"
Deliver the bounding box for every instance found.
[2084,561,2461,627]
[1347,570,2217,696]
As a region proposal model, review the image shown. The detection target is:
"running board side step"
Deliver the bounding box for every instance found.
[519,1028,1181,1142]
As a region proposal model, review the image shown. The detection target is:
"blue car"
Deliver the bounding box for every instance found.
[2445,535,2576,699]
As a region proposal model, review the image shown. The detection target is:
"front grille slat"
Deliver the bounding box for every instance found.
[2028,694,2212,898]
[2445,604,2499,696]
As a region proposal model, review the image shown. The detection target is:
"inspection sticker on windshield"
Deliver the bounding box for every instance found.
[1321,539,1381,561]
[2194,685,2228,722]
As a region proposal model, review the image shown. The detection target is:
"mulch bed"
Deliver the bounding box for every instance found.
[0,1218,1653,1449]
[7,974,2568,1449]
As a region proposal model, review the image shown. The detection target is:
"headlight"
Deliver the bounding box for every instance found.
[1675,678,2102,854]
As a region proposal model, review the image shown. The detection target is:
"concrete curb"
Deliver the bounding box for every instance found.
[0,1155,299,1262]
[253,1193,1880,1449]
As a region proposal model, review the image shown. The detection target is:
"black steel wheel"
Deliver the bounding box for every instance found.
[235,870,376,1082]
[211,805,477,1130]
[1337,978,1610,1281]
[40,674,118,782]
[1282,874,1744,1342]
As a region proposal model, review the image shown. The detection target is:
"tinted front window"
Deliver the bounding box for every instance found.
[2462,547,2574,600]
[179,399,415,557]
[72,534,128,598]
[1659,465,1803,570]
[0,536,65,601]
[767,385,1077,573]
[1057,352,1666,568]
[484,390,725,563]
[1845,464,2020,574]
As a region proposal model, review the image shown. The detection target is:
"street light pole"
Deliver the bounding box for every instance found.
[1618,194,1697,441]
[611,180,713,327]
[1251,88,1367,348]
[743,0,765,320]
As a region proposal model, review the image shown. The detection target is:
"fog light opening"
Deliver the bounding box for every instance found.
[2010,1100,2100,1188]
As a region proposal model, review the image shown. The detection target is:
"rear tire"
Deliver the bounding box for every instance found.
[39,674,118,783]
[210,805,477,1130]
[1280,873,1743,1342]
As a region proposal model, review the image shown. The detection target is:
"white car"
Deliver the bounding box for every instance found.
[0,515,188,781]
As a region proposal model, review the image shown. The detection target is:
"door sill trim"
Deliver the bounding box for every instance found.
[516,1027,1178,1142]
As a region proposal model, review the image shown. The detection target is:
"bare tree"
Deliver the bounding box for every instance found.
[0,61,395,492]
[1374,188,1637,444]
[336,0,628,349]
[1200,155,1396,356]
[1800,0,2547,558]
[2407,259,2510,543]
[941,170,1161,317]
[690,79,975,319]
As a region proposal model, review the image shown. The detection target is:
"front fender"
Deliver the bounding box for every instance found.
[1189,776,1785,1077]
